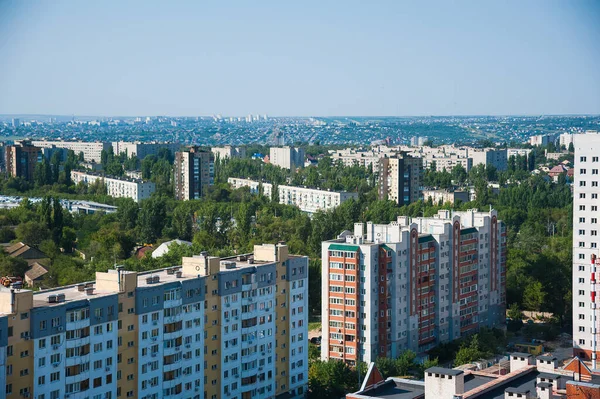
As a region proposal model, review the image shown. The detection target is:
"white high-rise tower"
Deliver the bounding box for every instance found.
[572,132,600,365]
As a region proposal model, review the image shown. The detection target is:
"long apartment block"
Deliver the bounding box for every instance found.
[321,209,506,365]
[228,177,358,214]
[0,243,308,399]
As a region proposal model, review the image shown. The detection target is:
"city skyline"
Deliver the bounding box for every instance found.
[1,1,599,117]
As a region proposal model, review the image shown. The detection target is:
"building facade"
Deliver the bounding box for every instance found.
[112,142,180,160]
[321,209,506,364]
[71,171,156,202]
[422,189,469,205]
[572,132,600,362]
[31,141,111,163]
[378,156,423,206]
[0,243,308,399]
[5,142,43,181]
[469,148,508,171]
[174,148,215,201]
[269,147,305,171]
[211,146,246,160]
[227,178,358,214]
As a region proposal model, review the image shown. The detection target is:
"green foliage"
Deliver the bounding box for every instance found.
[507,303,523,320]
[15,221,50,246]
[308,360,359,399]
[0,254,28,277]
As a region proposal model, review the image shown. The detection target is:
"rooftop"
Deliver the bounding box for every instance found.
[355,379,425,399]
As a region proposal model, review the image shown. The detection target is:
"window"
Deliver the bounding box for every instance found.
[580,339,586,345]
[580,302,585,307]
[580,278,586,283]
[39,339,46,349]
[581,156,587,162]
[20,312,28,320]
[581,169,587,175]
[580,326,586,332]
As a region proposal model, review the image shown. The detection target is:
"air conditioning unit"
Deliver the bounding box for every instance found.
[151,353,157,357]
[53,345,60,350]
[185,344,190,349]
[22,393,30,398]
[24,336,29,341]
[106,366,111,372]
[58,326,64,331]
[153,321,158,325]
[53,363,60,368]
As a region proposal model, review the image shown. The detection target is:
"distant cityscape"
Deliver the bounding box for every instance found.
[1,114,598,146]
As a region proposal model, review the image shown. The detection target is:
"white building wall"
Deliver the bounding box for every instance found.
[572,133,600,358]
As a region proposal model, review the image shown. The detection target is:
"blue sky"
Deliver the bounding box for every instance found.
[0,0,599,116]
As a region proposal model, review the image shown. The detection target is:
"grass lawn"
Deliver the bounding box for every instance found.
[308,322,321,332]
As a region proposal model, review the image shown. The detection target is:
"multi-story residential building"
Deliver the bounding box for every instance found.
[378,155,423,205]
[422,155,472,173]
[329,148,396,168]
[469,148,508,171]
[31,140,111,163]
[529,134,556,147]
[572,132,600,363]
[321,208,506,364]
[507,148,532,160]
[228,178,274,198]
[211,146,246,160]
[5,141,43,181]
[71,170,155,202]
[269,147,305,171]
[174,148,215,201]
[112,142,180,160]
[559,133,575,149]
[422,189,469,205]
[228,178,358,214]
[0,243,308,399]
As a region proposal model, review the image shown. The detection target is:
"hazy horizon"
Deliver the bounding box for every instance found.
[1,1,599,116]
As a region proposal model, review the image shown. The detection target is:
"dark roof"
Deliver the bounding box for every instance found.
[418,235,435,244]
[537,372,563,380]
[363,380,425,399]
[328,244,360,252]
[425,367,464,376]
[461,227,478,235]
[537,382,552,388]
[464,374,496,392]
[505,387,531,394]
[476,371,539,399]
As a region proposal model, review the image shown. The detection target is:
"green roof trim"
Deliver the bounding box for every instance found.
[381,244,393,252]
[461,227,478,235]
[418,235,435,244]
[328,244,360,252]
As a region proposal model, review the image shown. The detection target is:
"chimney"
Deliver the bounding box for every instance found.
[354,223,364,238]
[536,383,553,399]
[510,353,534,372]
[10,289,15,314]
[425,368,464,399]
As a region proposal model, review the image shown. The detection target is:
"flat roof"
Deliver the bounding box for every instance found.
[476,372,539,399]
[426,367,464,376]
[464,374,496,392]
[361,380,425,399]
[537,355,557,361]
[32,284,116,308]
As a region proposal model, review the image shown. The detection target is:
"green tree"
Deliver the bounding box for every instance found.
[116,199,139,230]
[172,203,194,241]
[0,255,28,277]
[507,303,523,320]
[15,221,50,246]
[138,197,167,244]
[523,279,546,311]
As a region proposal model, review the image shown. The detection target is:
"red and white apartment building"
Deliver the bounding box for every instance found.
[321,209,507,365]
